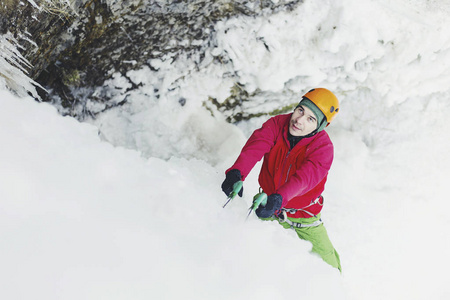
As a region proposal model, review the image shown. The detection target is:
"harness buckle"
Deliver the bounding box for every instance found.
[277,210,288,223]
[315,195,324,206]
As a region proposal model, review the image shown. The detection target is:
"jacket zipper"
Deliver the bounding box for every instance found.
[278,150,291,187]
[285,164,292,183]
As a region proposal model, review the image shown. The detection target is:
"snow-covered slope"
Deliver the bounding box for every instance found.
[2,0,450,299]
[0,91,347,300]
[1,85,449,299]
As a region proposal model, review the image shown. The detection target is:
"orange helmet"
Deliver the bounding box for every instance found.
[302,88,339,123]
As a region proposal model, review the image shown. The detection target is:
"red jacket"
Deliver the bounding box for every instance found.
[226,113,334,218]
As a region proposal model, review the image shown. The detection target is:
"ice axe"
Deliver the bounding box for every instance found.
[222,180,243,208]
[246,192,267,218]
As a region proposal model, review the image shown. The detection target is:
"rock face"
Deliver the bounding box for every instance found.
[1,0,302,118]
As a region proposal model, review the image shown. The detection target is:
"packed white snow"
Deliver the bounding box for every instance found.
[1,0,450,299]
[0,91,346,299]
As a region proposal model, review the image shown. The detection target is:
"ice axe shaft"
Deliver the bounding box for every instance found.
[222,181,243,208]
[247,192,267,218]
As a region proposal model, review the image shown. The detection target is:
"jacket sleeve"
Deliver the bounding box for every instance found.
[276,133,334,206]
[226,116,282,180]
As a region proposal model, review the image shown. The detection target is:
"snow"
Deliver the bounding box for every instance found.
[0,91,345,299]
[2,0,450,299]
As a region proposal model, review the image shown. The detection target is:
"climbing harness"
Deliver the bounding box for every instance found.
[276,210,323,228]
[273,195,324,228]
[281,195,324,218]
[247,188,324,229]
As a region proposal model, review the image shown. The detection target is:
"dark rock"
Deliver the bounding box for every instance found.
[1,0,303,119]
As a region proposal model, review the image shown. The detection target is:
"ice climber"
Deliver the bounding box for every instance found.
[221,88,342,272]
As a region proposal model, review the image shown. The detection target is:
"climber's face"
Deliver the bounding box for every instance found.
[289,105,318,136]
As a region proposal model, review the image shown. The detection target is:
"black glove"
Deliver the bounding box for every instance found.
[255,193,283,218]
[221,169,243,197]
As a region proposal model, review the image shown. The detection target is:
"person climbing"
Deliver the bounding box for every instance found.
[221,88,342,272]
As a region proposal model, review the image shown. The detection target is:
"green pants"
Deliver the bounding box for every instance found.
[262,214,341,272]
